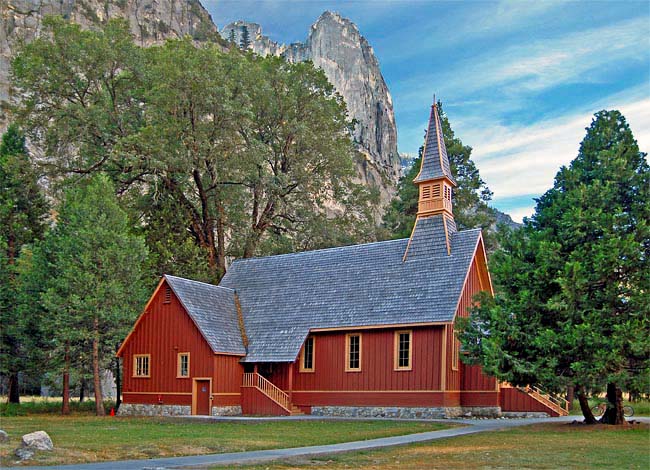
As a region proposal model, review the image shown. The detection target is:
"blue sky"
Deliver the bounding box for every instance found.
[204,1,649,221]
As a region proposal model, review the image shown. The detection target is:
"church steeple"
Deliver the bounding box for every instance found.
[414,99,456,219]
[403,99,457,261]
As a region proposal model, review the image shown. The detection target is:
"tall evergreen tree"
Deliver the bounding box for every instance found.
[459,110,650,425]
[228,28,236,44]
[0,124,48,403]
[382,102,496,246]
[38,175,148,414]
[239,25,251,50]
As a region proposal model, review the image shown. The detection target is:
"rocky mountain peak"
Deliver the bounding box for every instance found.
[1,0,218,126]
[222,12,401,205]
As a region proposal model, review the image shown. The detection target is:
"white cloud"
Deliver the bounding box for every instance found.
[394,16,649,115]
[470,95,650,221]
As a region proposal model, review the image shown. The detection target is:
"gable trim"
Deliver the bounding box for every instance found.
[164,275,232,355]
[116,277,166,357]
[451,232,494,323]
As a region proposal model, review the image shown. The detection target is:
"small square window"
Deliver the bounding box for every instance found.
[133,354,150,377]
[177,352,190,377]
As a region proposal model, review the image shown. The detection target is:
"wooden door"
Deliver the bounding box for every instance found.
[193,379,211,415]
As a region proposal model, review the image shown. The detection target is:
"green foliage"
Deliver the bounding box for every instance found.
[459,110,650,408]
[12,18,376,283]
[381,103,496,246]
[0,124,49,399]
[35,175,148,378]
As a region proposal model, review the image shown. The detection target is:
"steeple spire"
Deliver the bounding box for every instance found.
[403,99,457,261]
[413,99,456,219]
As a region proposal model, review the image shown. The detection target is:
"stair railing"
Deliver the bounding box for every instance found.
[242,372,290,411]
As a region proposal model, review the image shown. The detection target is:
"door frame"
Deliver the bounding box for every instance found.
[192,377,213,415]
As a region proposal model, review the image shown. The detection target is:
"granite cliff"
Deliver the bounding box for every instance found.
[1,0,218,125]
[222,12,401,204]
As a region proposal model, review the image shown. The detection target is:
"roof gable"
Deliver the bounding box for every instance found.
[164,275,246,355]
[220,225,481,362]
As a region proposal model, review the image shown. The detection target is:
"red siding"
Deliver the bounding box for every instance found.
[120,280,245,407]
[461,364,497,391]
[213,355,244,406]
[289,327,445,392]
[448,257,483,391]
[500,387,560,416]
[241,387,290,416]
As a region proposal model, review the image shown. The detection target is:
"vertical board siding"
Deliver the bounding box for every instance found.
[241,387,290,416]
[121,280,214,400]
[461,363,497,391]
[500,387,559,416]
[291,326,444,393]
[449,258,482,391]
[213,355,244,406]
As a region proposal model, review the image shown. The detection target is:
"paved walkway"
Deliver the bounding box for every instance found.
[7,416,645,470]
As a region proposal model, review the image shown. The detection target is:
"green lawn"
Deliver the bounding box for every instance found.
[569,399,650,417]
[0,415,452,466]
[227,421,650,470]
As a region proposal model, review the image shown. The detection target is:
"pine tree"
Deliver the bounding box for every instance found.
[459,110,650,425]
[0,124,48,403]
[240,25,251,50]
[38,175,148,414]
[228,28,236,45]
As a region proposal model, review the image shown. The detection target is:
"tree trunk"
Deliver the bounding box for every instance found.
[114,354,121,410]
[79,378,86,402]
[62,345,70,415]
[576,385,597,424]
[601,383,626,425]
[566,385,574,411]
[7,372,20,404]
[92,316,105,416]
[215,199,226,279]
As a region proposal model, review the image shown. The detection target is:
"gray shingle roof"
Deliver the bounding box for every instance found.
[414,104,456,185]
[164,275,246,355]
[220,216,481,362]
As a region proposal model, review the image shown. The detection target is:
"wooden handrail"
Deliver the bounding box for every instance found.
[242,372,290,411]
[521,385,569,416]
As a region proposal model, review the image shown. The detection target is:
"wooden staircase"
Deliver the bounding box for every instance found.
[242,372,302,415]
[519,385,569,416]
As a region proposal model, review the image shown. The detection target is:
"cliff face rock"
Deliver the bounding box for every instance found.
[222,12,400,204]
[1,0,217,124]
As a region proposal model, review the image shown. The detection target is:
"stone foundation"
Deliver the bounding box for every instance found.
[117,403,191,417]
[311,406,503,419]
[117,403,242,417]
[211,405,242,416]
[501,411,549,418]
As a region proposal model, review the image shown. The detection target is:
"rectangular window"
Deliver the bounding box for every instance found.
[300,336,315,372]
[452,339,459,370]
[177,352,190,377]
[163,286,172,304]
[431,184,441,198]
[345,333,362,372]
[394,330,412,371]
[421,185,431,199]
[133,354,150,377]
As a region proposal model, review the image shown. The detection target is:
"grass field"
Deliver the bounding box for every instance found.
[0,415,452,466]
[226,421,650,470]
[569,399,650,417]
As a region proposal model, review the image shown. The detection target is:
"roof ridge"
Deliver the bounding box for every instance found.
[164,274,234,291]
[231,238,409,264]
